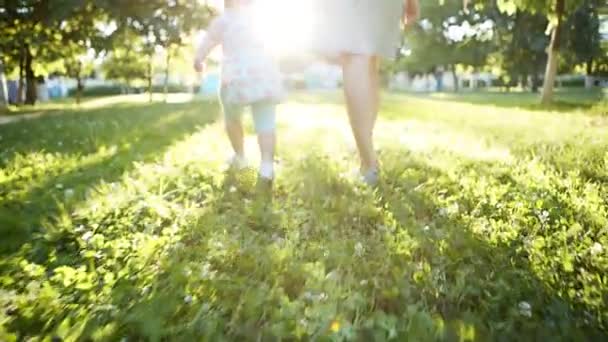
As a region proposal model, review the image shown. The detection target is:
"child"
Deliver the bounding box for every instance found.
[194,0,284,181]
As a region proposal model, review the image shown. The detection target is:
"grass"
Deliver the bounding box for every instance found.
[423,87,607,114]
[1,92,607,341]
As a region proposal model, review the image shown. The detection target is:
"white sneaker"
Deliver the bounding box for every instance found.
[345,167,379,186]
[225,154,249,171]
[258,161,275,181]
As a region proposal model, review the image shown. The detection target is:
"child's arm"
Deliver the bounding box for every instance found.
[194,17,224,72]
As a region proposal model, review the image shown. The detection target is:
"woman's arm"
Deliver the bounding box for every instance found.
[403,0,420,26]
[193,18,223,72]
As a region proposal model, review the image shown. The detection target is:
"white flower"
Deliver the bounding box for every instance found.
[82,231,94,242]
[229,186,237,193]
[184,295,193,304]
[590,242,603,256]
[200,262,216,280]
[518,301,532,317]
[423,225,430,232]
[354,242,365,257]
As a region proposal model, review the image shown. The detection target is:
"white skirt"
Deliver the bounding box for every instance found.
[312,0,404,59]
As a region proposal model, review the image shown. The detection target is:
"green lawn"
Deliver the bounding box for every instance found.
[1,92,607,341]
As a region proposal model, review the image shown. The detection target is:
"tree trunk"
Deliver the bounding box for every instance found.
[540,0,564,105]
[24,45,37,105]
[585,58,595,89]
[531,73,539,93]
[76,76,83,105]
[164,48,171,103]
[450,64,459,92]
[147,59,153,103]
[0,57,7,109]
[17,48,25,105]
[520,73,528,90]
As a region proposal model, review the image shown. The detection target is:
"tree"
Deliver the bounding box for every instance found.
[102,0,213,101]
[492,0,584,103]
[398,0,494,91]
[64,54,95,104]
[564,0,603,87]
[493,8,549,92]
[102,32,148,92]
[0,0,106,105]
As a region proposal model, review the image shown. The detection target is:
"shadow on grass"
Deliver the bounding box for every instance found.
[0,100,220,256]
[372,151,606,340]
[102,170,283,340]
[113,151,605,340]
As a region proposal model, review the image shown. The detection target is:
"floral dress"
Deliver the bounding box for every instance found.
[196,7,285,105]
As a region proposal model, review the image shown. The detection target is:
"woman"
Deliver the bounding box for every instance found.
[313,0,420,185]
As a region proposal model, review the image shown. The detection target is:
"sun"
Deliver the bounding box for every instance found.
[253,0,315,56]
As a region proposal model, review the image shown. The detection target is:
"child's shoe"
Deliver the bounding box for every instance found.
[258,161,275,181]
[225,154,249,171]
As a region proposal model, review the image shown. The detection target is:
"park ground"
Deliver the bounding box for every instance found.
[0,90,607,340]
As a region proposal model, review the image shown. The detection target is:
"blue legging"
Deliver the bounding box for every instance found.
[221,97,276,134]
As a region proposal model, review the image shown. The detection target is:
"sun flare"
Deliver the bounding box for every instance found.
[253,0,315,55]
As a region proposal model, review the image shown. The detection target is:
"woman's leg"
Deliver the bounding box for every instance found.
[251,101,277,179]
[341,53,380,172]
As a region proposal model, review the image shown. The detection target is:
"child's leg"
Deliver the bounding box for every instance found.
[251,101,277,179]
[222,98,245,158]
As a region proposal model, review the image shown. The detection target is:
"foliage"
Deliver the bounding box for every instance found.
[563,0,604,74]
[102,32,148,87]
[0,0,107,104]
[0,93,607,340]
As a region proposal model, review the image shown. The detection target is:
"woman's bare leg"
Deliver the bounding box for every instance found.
[341,53,379,172]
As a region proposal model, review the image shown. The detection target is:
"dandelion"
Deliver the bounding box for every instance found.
[303,291,314,301]
[64,189,74,198]
[590,242,603,256]
[200,262,216,280]
[354,242,365,257]
[330,320,341,333]
[82,231,94,242]
[518,301,532,317]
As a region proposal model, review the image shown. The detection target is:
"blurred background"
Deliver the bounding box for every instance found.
[0,0,606,108]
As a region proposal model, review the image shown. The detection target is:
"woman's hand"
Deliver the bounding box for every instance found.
[403,0,420,26]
